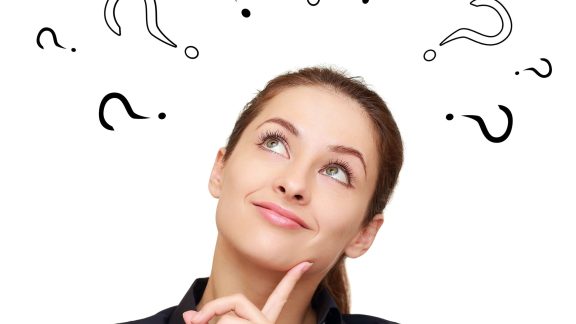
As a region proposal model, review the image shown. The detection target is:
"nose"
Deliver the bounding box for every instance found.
[273,161,311,205]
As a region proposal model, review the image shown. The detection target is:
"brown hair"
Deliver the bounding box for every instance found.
[222,66,403,313]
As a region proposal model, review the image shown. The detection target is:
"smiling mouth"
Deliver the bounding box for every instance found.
[252,202,309,230]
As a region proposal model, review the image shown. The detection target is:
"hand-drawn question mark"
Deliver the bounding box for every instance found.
[99,92,165,131]
[424,0,512,61]
[104,0,176,47]
[104,0,200,59]
[446,105,513,143]
[36,27,76,52]
[515,58,552,78]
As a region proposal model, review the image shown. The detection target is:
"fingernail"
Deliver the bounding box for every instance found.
[183,310,198,323]
[301,262,313,273]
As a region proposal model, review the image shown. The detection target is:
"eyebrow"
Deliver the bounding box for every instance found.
[258,117,299,136]
[257,118,367,177]
[328,145,367,176]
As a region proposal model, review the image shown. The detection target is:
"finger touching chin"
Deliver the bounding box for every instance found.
[182,310,198,324]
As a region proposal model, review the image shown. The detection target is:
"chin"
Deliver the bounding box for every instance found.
[226,225,307,270]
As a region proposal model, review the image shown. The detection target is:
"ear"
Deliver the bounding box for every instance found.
[344,213,384,258]
[208,147,227,198]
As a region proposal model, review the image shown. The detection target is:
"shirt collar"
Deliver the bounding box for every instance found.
[167,277,343,324]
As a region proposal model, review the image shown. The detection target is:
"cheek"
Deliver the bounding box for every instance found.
[216,156,275,226]
[315,186,366,230]
[327,215,359,240]
[222,147,287,200]
[314,200,363,243]
[221,154,266,195]
[304,207,361,273]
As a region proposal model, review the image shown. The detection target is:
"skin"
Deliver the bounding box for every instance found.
[185,85,385,324]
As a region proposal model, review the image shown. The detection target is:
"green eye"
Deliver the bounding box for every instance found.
[265,139,280,148]
[326,166,339,176]
[323,165,348,184]
[258,131,289,157]
[323,159,354,187]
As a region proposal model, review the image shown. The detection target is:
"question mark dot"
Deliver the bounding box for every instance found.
[71,48,76,52]
[423,49,436,62]
[446,114,454,120]
[158,113,166,120]
[185,46,199,59]
[362,0,369,3]
[241,9,250,17]
[514,71,519,75]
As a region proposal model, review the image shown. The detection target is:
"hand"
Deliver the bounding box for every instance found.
[182,261,313,324]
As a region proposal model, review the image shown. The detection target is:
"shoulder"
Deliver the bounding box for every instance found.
[342,313,399,324]
[116,306,176,324]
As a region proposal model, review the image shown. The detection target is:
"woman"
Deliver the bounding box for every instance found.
[121,66,403,324]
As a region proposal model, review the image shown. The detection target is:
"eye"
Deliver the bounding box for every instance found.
[322,159,354,187]
[258,130,289,157]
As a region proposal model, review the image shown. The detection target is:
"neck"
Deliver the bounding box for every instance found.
[197,234,321,324]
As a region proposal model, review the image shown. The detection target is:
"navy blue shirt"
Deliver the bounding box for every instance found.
[118,277,398,324]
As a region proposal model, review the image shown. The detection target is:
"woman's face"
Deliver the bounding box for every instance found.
[209,85,383,274]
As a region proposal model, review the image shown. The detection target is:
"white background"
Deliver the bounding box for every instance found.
[1,1,575,323]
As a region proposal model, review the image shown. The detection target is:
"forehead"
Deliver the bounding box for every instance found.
[249,85,380,175]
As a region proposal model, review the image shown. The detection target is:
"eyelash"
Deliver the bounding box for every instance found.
[257,130,356,188]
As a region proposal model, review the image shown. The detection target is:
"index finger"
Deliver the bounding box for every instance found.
[261,261,313,322]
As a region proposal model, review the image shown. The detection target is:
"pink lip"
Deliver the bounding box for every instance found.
[253,201,310,230]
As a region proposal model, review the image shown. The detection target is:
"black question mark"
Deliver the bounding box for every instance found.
[99,92,165,131]
[446,105,513,143]
[36,27,75,52]
[515,58,552,78]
